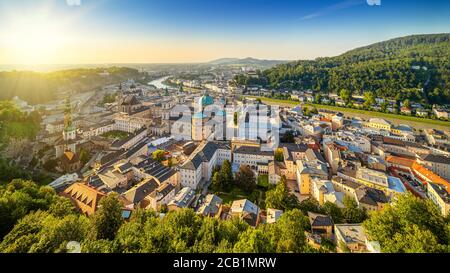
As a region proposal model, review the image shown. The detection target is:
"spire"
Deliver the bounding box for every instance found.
[64,97,73,131]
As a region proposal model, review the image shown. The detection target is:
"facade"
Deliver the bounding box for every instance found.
[233,146,274,170]
[427,182,450,216]
[418,154,450,181]
[364,118,392,131]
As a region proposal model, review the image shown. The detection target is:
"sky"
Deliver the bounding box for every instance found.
[0,0,449,65]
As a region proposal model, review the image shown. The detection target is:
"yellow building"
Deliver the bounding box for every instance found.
[364,118,392,131]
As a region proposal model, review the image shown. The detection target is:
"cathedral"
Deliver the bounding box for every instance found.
[191,93,226,141]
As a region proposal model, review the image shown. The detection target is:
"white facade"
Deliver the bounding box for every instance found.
[180,166,202,189]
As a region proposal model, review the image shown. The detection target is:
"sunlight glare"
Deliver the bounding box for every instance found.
[2,15,70,64]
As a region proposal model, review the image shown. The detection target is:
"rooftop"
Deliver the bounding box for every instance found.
[308,212,334,227]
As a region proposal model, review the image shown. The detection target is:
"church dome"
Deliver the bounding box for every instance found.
[198,95,214,107]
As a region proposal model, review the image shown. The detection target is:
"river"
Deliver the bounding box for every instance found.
[148,76,175,90]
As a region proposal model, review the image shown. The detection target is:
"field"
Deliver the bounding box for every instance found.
[246,96,450,130]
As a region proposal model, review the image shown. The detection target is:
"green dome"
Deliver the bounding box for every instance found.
[198,95,214,107]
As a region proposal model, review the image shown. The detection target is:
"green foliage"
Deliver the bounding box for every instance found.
[90,193,124,240]
[363,91,376,109]
[0,179,64,239]
[234,165,256,193]
[274,148,284,162]
[236,34,450,104]
[211,159,234,192]
[0,101,41,146]
[0,158,32,183]
[302,105,318,116]
[0,67,145,104]
[102,93,117,104]
[403,99,411,109]
[298,198,322,215]
[0,211,89,253]
[342,195,367,223]
[281,131,295,143]
[2,181,450,253]
[152,150,166,162]
[363,193,448,253]
[234,209,311,253]
[102,130,129,140]
[43,159,57,172]
[340,89,352,105]
[265,176,299,211]
[79,148,91,165]
[257,175,270,189]
[321,202,344,224]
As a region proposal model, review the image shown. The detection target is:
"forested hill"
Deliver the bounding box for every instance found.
[0,67,146,105]
[235,34,450,104]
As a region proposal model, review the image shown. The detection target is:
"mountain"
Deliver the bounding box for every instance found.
[208,57,287,67]
[236,34,450,104]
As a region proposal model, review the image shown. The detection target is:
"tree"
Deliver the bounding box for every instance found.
[380,100,388,113]
[321,202,344,224]
[219,159,234,191]
[79,148,90,165]
[211,171,222,192]
[233,229,274,253]
[234,165,256,193]
[298,198,321,215]
[382,225,444,253]
[90,193,124,240]
[152,150,166,162]
[363,91,375,109]
[0,210,89,253]
[314,94,322,104]
[82,239,118,253]
[340,89,352,104]
[265,176,299,211]
[0,179,59,239]
[274,148,284,162]
[403,99,411,109]
[281,131,295,143]
[43,159,57,172]
[363,193,448,253]
[269,209,311,253]
[342,195,367,223]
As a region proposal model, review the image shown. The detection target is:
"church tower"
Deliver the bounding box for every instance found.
[62,98,77,153]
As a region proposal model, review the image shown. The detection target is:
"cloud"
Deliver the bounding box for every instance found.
[299,0,364,21]
[66,0,81,6]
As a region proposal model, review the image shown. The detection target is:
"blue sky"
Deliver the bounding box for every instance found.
[0,0,449,64]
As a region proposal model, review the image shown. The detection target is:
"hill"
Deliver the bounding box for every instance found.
[209,57,287,67]
[0,67,147,105]
[235,34,450,104]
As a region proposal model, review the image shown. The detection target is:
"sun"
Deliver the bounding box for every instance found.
[2,15,69,65]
